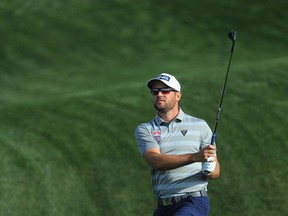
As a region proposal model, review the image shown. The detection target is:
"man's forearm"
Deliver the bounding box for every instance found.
[144,152,198,171]
[144,146,216,171]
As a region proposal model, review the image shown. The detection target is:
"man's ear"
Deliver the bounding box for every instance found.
[176,92,182,101]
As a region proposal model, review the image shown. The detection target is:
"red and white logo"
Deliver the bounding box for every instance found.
[153,131,161,142]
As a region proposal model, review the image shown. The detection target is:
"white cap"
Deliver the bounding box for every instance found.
[147,73,181,92]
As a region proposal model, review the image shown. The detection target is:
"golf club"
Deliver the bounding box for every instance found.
[203,31,236,176]
[211,30,236,145]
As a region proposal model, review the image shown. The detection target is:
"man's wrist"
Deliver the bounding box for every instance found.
[189,153,198,163]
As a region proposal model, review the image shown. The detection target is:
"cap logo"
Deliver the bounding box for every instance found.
[159,75,170,81]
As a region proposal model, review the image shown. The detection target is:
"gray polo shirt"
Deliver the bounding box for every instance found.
[135,109,212,198]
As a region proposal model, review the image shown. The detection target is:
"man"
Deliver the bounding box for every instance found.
[135,73,220,216]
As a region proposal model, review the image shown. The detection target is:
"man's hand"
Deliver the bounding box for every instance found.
[194,145,216,162]
[202,157,216,176]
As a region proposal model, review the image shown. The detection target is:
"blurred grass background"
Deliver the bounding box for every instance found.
[0,0,287,215]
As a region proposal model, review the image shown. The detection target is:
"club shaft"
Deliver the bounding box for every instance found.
[211,40,235,145]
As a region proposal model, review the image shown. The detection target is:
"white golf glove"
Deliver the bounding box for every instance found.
[202,157,216,176]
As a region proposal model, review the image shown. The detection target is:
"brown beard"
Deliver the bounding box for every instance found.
[153,99,176,114]
[154,104,169,113]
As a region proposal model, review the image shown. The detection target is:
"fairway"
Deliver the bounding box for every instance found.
[0,0,288,215]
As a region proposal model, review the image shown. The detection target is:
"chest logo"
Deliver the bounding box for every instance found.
[181,130,188,136]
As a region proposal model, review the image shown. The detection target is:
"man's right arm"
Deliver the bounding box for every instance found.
[143,145,216,171]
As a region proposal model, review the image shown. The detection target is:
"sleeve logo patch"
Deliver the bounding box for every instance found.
[153,131,161,141]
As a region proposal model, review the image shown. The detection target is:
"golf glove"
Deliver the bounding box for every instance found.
[202,157,216,176]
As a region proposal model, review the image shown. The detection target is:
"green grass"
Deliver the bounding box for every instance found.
[0,0,288,215]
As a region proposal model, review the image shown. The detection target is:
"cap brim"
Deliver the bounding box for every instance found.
[147,79,161,89]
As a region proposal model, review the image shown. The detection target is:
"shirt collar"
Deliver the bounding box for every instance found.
[154,108,184,125]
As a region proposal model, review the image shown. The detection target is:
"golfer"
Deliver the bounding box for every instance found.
[135,73,220,216]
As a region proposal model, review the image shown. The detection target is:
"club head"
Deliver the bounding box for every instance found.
[228,31,236,41]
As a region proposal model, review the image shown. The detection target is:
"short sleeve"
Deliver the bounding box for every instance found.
[200,121,213,149]
[135,123,160,155]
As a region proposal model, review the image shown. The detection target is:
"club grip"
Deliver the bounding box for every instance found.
[211,133,216,145]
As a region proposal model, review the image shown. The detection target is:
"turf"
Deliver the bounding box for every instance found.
[0,0,287,215]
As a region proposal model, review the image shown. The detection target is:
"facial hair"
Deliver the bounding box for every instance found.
[153,97,177,114]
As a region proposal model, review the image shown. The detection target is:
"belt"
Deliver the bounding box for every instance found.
[158,190,208,206]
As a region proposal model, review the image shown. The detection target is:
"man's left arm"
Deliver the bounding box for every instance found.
[207,156,220,179]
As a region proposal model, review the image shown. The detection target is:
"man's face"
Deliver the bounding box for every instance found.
[151,81,181,113]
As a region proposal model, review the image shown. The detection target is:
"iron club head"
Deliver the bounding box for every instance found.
[228,31,236,41]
